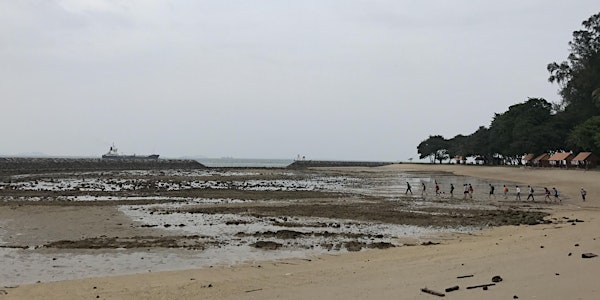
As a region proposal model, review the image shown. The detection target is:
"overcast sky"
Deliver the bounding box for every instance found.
[1,1,598,160]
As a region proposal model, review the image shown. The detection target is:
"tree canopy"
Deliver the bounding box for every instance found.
[417,11,600,164]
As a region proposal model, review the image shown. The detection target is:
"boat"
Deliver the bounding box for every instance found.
[102,144,159,159]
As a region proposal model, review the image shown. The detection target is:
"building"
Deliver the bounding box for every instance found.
[548,152,574,168]
[571,152,599,169]
[522,153,535,166]
[532,153,550,167]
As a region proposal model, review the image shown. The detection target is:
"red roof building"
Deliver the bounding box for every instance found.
[532,153,550,167]
[548,152,574,168]
[522,154,535,166]
[571,152,598,169]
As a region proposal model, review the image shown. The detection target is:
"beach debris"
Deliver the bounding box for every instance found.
[245,288,263,293]
[421,241,440,246]
[582,253,598,258]
[491,275,503,283]
[466,283,496,290]
[513,295,519,299]
[457,274,474,279]
[568,253,572,256]
[0,290,7,295]
[445,285,459,292]
[574,243,580,247]
[421,287,445,297]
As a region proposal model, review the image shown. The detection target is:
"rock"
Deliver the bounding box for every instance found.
[582,253,598,258]
[491,275,503,283]
[250,241,282,250]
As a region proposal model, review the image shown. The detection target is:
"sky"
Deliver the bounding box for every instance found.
[1,1,598,161]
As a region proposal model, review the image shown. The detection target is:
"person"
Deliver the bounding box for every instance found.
[406,182,412,194]
[503,185,508,199]
[450,183,455,197]
[527,185,535,201]
[544,187,551,202]
[463,184,469,199]
[552,187,561,204]
[488,184,495,199]
[581,187,587,201]
[468,184,474,199]
[421,182,426,196]
[515,185,521,201]
[435,182,440,196]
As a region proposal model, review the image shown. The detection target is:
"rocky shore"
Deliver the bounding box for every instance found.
[0,157,205,176]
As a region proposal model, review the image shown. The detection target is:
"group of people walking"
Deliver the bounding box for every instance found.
[405,181,586,204]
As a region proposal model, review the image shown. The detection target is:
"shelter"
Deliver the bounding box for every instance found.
[571,152,599,169]
[532,153,550,167]
[548,152,574,168]
[522,154,535,166]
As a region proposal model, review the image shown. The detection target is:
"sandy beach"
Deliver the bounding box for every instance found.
[3,164,600,299]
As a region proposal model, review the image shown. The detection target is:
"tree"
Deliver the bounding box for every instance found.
[568,116,600,153]
[467,126,490,162]
[547,12,600,123]
[417,135,449,164]
[488,98,555,158]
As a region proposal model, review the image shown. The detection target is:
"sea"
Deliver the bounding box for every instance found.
[194,157,294,168]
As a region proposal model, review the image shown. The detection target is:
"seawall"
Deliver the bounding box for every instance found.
[0,157,206,176]
[287,160,395,169]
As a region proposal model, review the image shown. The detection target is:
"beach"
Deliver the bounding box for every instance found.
[2,164,600,299]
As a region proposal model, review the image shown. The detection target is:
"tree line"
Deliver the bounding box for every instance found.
[417,12,600,165]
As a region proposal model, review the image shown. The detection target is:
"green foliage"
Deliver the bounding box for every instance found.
[488,98,554,157]
[548,12,600,120]
[568,116,600,152]
[417,135,449,164]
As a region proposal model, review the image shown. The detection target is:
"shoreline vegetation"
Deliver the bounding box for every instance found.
[416,12,600,166]
[4,164,600,299]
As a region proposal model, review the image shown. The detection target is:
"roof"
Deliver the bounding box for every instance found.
[548,152,573,161]
[522,154,535,161]
[572,152,594,161]
[533,153,550,161]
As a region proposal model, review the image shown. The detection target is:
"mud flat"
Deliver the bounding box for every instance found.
[3,164,597,299]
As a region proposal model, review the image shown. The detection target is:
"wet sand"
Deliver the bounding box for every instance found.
[3,164,600,299]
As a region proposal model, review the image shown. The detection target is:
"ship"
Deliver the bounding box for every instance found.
[102,144,159,159]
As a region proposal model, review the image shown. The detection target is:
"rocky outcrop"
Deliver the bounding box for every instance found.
[287,160,395,169]
[0,157,206,175]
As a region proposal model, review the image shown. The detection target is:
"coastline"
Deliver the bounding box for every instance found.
[5,164,600,299]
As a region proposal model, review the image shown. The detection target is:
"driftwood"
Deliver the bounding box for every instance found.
[466,283,496,290]
[421,288,445,297]
[457,274,474,279]
[582,253,598,258]
[445,285,459,292]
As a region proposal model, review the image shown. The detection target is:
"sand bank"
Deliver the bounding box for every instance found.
[5,164,600,299]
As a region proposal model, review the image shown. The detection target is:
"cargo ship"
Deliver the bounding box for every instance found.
[102,145,159,159]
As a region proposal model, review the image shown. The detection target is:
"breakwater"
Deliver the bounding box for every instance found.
[287,160,395,169]
[0,157,206,176]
